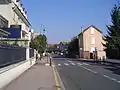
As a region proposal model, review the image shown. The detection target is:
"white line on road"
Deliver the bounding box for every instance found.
[82,63,90,66]
[68,61,72,63]
[77,63,83,66]
[103,75,119,82]
[103,75,109,78]
[64,63,69,66]
[71,63,76,65]
[117,81,120,83]
[79,65,98,74]
[86,68,98,74]
[58,64,61,66]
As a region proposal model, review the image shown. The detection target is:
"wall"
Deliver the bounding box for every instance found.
[0,2,31,40]
[0,3,15,27]
[0,58,36,89]
[83,26,106,59]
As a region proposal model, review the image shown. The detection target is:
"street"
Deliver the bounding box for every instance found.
[53,57,120,90]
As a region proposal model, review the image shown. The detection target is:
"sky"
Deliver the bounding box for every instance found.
[22,0,118,44]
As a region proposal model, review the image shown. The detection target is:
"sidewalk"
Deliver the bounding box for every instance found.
[1,57,57,90]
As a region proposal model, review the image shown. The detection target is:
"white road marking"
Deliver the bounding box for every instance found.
[82,63,90,66]
[117,81,120,83]
[78,63,120,84]
[45,63,50,66]
[79,65,98,74]
[86,68,98,74]
[111,78,117,81]
[103,75,118,82]
[103,75,109,78]
[68,60,72,62]
[52,65,55,67]
[77,63,83,65]
[64,63,69,66]
[58,64,61,66]
[71,63,76,65]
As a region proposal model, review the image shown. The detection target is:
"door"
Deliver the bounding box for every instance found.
[90,53,93,59]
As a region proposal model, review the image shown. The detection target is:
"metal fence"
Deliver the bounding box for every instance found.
[29,48,34,58]
[0,47,26,68]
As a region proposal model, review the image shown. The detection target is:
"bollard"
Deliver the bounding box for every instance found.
[50,56,52,66]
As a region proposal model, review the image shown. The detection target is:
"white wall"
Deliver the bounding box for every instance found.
[0,58,36,89]
[0,4,13,27]
[0,2,30,40]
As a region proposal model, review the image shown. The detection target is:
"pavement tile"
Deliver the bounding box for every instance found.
[2,57,56,90]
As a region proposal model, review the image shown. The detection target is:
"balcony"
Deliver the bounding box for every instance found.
[21,23,29,34]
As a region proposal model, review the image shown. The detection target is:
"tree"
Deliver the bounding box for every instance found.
[103,4,120,59]
[30,34,47,54]
[67,37,79,58]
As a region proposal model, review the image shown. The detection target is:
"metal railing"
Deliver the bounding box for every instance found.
[0,47,26,68]
[29,48,34,58]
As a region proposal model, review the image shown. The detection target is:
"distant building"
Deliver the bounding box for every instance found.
[78,25,106,60]
[0,0,31,40]
[31,32,40,39]
[58,41,69,53]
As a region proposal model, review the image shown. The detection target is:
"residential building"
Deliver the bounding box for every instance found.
[31,32,40,39]
[0,0,31,40]
[78,25,106,60]
[0,14,10,36]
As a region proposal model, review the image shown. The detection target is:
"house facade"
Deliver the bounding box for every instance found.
[0,0,31,40]
[78,25,106,60]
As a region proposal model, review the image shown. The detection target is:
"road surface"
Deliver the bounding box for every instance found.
[53,57,120,90]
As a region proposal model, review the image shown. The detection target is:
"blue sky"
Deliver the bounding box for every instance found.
[22,0,117,44]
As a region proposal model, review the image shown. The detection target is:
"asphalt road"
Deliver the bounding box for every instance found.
[53,57,120,90]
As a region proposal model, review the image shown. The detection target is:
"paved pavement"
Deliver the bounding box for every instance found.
[1,57,57,90]
[53,57,120,90]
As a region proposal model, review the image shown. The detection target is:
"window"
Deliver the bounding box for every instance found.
[91,37,95,44]
[90,27,94,34]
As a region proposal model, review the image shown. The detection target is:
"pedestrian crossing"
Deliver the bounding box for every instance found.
[56,61,90,67]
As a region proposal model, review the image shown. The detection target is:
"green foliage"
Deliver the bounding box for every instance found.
[104,4,120,59]
[30,34,47,54]
[67,37,79,58]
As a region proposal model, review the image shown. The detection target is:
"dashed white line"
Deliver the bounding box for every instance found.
[68,61,72,63]
[64,63,69,66]
[77,63,83,65]
[117,81,120,83]
[79,65,98,74]
[82,63,90,66]
[103,75,115,81]
[58,64,61,66]
[103,75,109,78]
[71,63,76,65]
[77,63,120,84]
[103,75,120,83]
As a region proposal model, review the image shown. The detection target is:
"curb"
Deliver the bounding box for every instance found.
[52,62,65,90]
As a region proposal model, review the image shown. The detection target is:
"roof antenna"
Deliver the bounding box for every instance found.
[81,26,83,33]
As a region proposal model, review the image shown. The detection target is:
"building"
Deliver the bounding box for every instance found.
[0,14,10,37]
[0,0,31,40]
[31,32,40,39]
[78,25,106,60]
